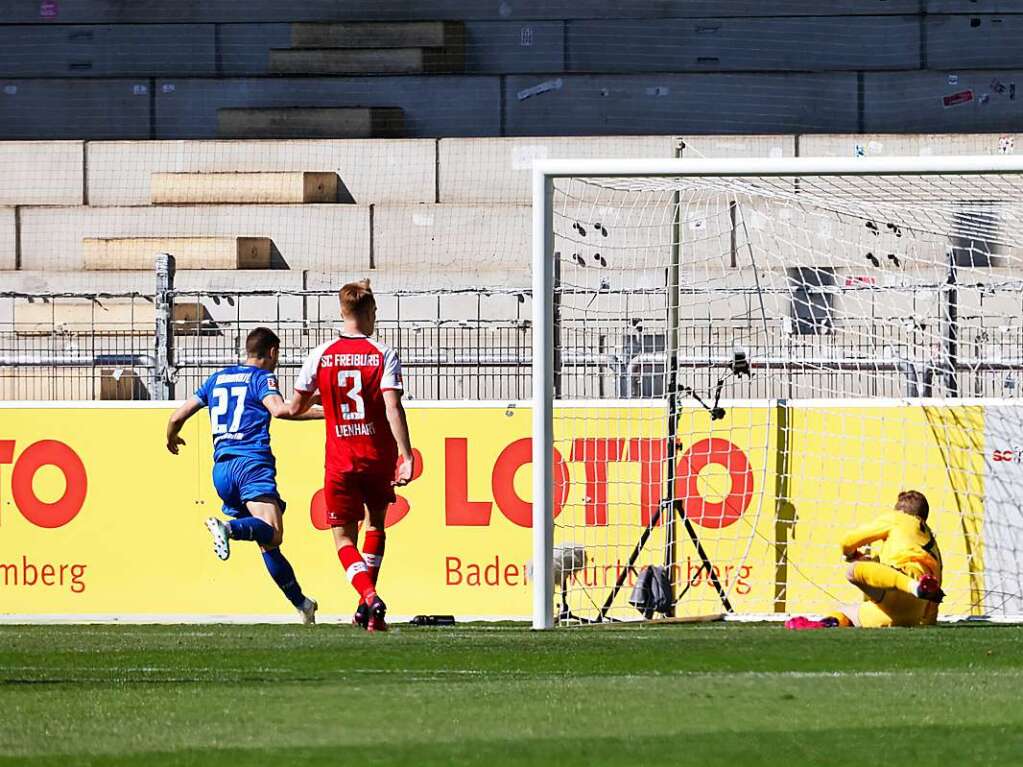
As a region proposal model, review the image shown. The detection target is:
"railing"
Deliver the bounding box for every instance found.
[1,257,1021,402]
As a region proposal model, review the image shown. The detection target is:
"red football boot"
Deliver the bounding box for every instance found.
[916,574,945,603]
[785,616,840,630]
[366,595,388,633]
[352,602,369,630]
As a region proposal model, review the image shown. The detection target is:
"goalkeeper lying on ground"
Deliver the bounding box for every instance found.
[787,490,945,630]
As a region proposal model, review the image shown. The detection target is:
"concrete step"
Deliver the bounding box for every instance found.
[151,171,340,204]
[269,47,462,75]
[13,300,209,336]
[217,107,405,139]
[290,21,465,50]
[0,141,84,205]
[20,205,369,273]
[82,236,272,270]
[86,139,435,206]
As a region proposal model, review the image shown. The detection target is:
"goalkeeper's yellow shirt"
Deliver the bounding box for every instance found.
[840,511,943,582]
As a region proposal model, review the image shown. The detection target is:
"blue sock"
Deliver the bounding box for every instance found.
[262,549,306,609]
[227,517,275,545]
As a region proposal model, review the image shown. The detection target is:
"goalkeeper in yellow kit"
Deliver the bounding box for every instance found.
[786,490,945,630]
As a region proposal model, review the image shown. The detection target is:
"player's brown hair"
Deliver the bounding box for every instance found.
[895,490,929,521]
[246,326,280,359]
[339,279,376,318]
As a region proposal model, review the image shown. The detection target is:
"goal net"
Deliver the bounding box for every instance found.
[531,156,1023,628]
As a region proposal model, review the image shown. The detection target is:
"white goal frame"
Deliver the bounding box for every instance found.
[530,154,1023,629]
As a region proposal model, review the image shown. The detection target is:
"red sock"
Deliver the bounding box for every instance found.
[362,530,386,585]
[337,545,376,602]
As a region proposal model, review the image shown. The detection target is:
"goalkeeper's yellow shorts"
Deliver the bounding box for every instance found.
[856,589,929,628]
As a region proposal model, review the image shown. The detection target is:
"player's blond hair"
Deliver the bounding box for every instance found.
[339,279,375,318]
[895,490,929,520]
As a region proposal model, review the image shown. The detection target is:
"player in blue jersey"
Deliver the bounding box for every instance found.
[165,327,322,624]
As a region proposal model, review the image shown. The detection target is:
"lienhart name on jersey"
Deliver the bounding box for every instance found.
[319,353,382,368]
[335,422,377,438]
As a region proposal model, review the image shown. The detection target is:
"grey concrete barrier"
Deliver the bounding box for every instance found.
[0,1,924,23]
[0,25,216,77]
[567,17,920,73]
[0,80,152,139]
[864,70,1023,133]
[154,77,500,139]
[464,21,564,74]
[504,73,860,135]
[926,15,1023,69]
[925,1,1023,13]
[219,23,291,76]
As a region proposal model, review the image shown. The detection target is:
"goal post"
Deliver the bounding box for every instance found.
[532,155,1023,629]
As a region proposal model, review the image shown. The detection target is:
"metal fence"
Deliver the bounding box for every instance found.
[2,263,1022,403]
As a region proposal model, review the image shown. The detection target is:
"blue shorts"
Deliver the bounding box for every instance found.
[212,455,286,518]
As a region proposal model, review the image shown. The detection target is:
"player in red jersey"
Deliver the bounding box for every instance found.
[291,279,414,631]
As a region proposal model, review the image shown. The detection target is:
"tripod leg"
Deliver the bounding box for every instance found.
[597,500,667,621]
[679,506,734,613]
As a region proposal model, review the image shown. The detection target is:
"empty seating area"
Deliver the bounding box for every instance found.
[2,131,1021,284]
[1,2,1022,401]
[0,4,1021,138]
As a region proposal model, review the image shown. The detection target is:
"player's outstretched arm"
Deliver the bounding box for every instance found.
[840,515,892,560]
[166,396,204,454]
[383,390,415,486]
[262,394,324,421]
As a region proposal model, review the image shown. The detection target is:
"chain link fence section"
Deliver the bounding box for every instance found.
[0,291,158,401]
[1,266,1021,403]
[169,286,534,402]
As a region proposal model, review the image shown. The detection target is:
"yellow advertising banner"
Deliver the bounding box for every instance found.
[0,402,991,621]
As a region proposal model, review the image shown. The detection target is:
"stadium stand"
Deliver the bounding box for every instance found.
[1,2,1022,400]
[0,4,1021,138]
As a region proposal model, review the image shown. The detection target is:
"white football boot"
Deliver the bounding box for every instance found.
[298,597,318,625]
[204,517,231,561]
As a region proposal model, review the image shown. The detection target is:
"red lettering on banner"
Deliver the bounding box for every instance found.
[677,438,753,529]
[380,448,423,527]
[444,555,529,587]
[445,438,493,526]
[627,438,669,527]
[309,491,328,530]
[446,556,463,585]
[571,438,626,526]
[0,440,13,526]
[9,440,87,529]
[308,448,424,530]
[491,438,568,528]
[302,434,755,532]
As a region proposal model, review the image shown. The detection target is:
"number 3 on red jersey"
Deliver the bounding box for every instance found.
[337,370,366,421]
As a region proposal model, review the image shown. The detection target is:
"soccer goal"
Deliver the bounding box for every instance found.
[531,156,1023,629]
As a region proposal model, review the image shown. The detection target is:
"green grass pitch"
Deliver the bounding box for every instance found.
[1,622,1022,766]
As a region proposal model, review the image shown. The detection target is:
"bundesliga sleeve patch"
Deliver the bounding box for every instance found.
[267,376,279,391]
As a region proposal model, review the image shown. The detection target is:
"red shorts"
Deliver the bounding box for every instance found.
[323,471,396,526]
